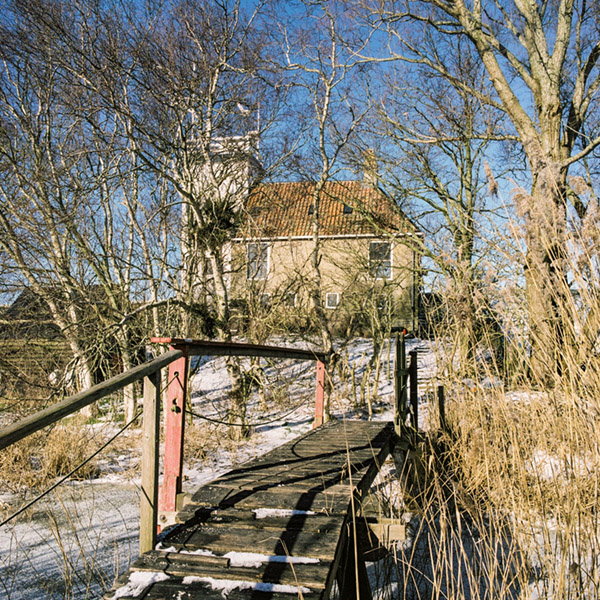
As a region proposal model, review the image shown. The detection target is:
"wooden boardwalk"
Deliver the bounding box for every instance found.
[104,420,396,599]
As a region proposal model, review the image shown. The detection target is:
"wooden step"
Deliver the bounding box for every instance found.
[174,507,342,533]
[163,526,341,559]
[139,578,322,599]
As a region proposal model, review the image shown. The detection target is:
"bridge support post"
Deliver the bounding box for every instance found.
[336,520,373,600]
[313,359,325,428]
[409,350,418,430]
[438,384,447,432]
[159,346,189,527]
[394,332,409,435]
[140,371,161,553]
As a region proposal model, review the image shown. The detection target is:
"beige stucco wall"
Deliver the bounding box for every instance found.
[230,235,419,330]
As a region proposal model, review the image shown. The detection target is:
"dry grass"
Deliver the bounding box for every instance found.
[393,210,600,599]
[0,417,103,493]
[438,386,600,599]
[184,420,244,464]
[367,385,599,599]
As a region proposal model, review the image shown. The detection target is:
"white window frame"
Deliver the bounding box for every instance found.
[246,242,269,280]
[369,241,393,280]
[325,292,340,309]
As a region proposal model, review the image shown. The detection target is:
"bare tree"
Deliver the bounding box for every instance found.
[366,38,513,375]
[272,0,371,402]
[0,0,174,420]
[365,0,600,384]
[0,10,102,404]
[0,0,290,431]
[90,0,285,437]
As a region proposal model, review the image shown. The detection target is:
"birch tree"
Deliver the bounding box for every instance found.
[274,0,370,377]
[0,10,100,400]
[89,0,281,437]
[0,0,171,419]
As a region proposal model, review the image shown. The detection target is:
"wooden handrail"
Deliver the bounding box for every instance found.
[0,348,183,451]
[151,337,328,363]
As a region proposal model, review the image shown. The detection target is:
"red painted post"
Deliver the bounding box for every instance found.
[313,360,325,428]
[158,346,189,524]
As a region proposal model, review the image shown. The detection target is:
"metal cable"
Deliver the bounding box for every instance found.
[0,408,143,529]
[187,395,310,428]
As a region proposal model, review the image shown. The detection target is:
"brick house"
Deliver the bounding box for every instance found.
[229,179,421,332]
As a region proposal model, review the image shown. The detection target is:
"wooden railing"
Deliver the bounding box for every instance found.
[0,338,327,554]
[149,338,327,544]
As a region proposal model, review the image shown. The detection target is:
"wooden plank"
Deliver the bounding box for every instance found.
[105,571,321,599]
[0,348,183,450]
[216,452,386,479]
[206,473,362,493]
[220,457,376,481]
[235,437,392,462]
[140,579,321,599]
[137,550,229,569]
[174,508,342,533]
[166,515,346,545]
[176,501,340,524]
[187,484,352,513]
[206,466,371,491]
[207,481,358,499]
[173,527,341,559]
[222,490,350,513]
[132,550,331,589]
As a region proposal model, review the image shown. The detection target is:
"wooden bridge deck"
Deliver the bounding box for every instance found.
[104,420,396,599]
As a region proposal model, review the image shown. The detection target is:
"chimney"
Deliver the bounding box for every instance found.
[362,148,378,187]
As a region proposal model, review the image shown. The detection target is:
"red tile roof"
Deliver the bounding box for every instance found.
[238,181,414,239]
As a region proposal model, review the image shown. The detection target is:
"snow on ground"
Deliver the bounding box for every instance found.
[0,336,435,600]
[0,483,141,600]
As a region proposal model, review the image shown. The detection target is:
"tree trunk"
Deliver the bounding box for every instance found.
[69,344,95,418]
[209,250,249,439]
[116,332,137,422]
[451,262,479,377]
[525,164,570,386]
[309,184,335,421]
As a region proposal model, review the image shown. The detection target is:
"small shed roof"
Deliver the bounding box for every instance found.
[237,181,415,239]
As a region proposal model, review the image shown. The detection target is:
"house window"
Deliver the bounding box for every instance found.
[369,241,392,279]
[343,204,353,214]
[247,242,269,280]
[325,292,340,309]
